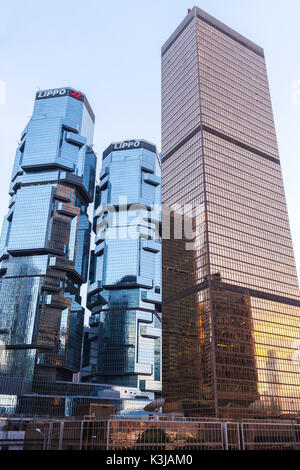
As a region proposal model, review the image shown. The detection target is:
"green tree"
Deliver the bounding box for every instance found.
[136,428,169,450]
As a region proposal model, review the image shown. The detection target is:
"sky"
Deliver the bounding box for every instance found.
[0,0,300,284]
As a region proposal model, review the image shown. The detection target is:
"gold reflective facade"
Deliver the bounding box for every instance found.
[161,7,300,419]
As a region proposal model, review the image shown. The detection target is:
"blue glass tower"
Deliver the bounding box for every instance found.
[0,87,97,393]
[82,140,162,396]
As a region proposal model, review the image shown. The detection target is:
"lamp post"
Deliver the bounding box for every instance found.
[35,428,47,450]
[35,427,59,450]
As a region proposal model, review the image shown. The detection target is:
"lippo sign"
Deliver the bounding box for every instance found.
[35,88,84,102]
[113,140,141,150]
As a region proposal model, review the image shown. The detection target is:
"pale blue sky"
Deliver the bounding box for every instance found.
[0,0,300,278]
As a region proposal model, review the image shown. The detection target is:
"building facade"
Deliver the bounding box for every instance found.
[0,87,97,401]
[82,140,162,398]
[162,7,300,418]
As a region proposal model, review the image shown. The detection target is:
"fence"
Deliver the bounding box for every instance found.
[1,416,300,450]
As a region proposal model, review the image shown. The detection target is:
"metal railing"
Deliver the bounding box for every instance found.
[1,417,300,450]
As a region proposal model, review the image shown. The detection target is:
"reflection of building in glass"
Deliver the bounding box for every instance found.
[162,209,205,415]
[211,275,259,418]
[263,349,281,412]
[0,87,97,399]
[82,140,162,398]
[162,7,300,418]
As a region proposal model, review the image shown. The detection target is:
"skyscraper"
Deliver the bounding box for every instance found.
[82,140,162,397]
[0,87,96,397]
[162,7,300,418]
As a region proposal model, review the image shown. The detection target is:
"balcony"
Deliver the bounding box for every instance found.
[56,202,78,218]
[59,172,92,203]
[8,195,16,208]
[141,291,162,305]
[0,264,7,276]
[65,132,86,147]
[6,206,14,222]
[46,240,66,255]
[89,314,100,327]
[22,159,75,173]
[99,167,109,180]
[137,225,152,239]
[86,291,106,310]
[44,294,69,309]
[140,326,161,339]
[143,174,160,187]
[48,257,84,283]
[136,311,153,323]
[142,240,161,253]
[103,276,152,290]
[140,380,162,392]
[0,248,9,262]
[99,175,109,190]
[95,235,104,245]
[87,281,103,295]
[135,363,152,375]
[42,277,61,293]
[137,276,153,288]
[94,242,105,257]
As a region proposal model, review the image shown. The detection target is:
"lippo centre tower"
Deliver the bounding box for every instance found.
[0,87,96,402]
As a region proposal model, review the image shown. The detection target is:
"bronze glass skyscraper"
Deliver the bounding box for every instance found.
[162,7,300,419]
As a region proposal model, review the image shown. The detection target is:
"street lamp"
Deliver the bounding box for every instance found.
[35,427,60,450]
[35,428,47,450]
